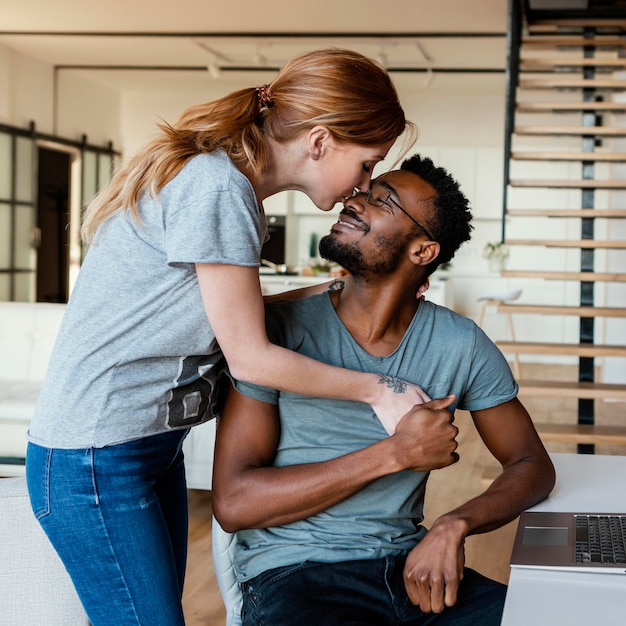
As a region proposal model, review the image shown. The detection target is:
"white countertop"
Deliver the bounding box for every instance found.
[260,274,450,307]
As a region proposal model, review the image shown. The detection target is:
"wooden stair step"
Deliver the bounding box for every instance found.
[534,423,626,446]
[506,209,626,218]
[509,179,626,189]
[516,101,626,113]
[511,151,626,162]
[517,379,626,400]
[522,36,626,48]
[505,239,626,249]
[528,19,626,31]
[496,341,626,358]
[497,304,626,318]
[521,57,626,70]
[501,270,626,282]
[515,125,626,137]
[519,77,626,89]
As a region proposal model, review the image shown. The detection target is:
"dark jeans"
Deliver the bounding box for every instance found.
[241,555,506,626]
[26,429,189,626]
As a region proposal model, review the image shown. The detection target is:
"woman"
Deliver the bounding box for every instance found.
[26,48,424,625]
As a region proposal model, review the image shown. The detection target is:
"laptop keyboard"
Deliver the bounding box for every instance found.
[575,515,626,564]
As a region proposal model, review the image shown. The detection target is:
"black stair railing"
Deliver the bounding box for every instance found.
[501,0,523,243]
[500,1,626,453]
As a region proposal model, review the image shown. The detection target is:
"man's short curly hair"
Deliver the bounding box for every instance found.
[400,154,473,274]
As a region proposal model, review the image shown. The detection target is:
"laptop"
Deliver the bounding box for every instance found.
[510,510,626,574]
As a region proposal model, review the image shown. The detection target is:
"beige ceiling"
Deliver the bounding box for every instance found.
[0,0,509,91]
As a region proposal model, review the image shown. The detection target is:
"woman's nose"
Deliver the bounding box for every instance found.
[358,172,373,193]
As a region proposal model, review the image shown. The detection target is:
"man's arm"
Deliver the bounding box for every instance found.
[212,384,459,533]
[402,397,555,614]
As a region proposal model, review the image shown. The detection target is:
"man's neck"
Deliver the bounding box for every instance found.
[329,277,422,357]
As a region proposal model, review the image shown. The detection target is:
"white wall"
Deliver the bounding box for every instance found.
[0,43,121,146]
[57,72,122,148]
[0,45,54,132]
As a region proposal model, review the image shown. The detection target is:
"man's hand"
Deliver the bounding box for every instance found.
[403,516,467,613]
[372,378,433,435]
[389,396,459,472]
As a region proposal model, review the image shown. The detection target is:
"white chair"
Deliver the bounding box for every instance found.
[477,289,522,378]
[0,476,90,625]
[212,515,243,626]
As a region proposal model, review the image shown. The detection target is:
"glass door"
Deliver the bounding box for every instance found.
[0,124,117,302]
[0,130,36,301]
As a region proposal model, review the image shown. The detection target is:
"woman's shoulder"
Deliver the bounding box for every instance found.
[182,150,246,189]
[163,150,244,192]
[161,150,255,207]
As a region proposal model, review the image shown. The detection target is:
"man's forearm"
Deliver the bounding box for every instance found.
[402,451,555,613]
[432,452,555,541]
[214,437,401,532]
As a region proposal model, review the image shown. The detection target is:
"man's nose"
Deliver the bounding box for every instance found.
[342,191,367,212]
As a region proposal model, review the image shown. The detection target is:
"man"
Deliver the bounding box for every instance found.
[212,154,555,625]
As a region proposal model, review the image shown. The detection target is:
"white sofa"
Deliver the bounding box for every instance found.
[0,300,215,488]
[0,475,90,624]
[0,302,67,476]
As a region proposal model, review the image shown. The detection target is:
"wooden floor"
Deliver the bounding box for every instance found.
[182,363,626,625]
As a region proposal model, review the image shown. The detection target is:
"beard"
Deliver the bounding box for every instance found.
[319,231,413,280]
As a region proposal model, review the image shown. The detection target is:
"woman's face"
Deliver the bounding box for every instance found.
[308,140,395,212]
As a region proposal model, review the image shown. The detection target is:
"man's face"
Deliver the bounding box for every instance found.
[319,170,437,278]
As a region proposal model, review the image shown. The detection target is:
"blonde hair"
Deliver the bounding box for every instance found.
[81,48,416,243]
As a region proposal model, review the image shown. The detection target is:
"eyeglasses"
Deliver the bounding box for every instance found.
[357,186,435,241]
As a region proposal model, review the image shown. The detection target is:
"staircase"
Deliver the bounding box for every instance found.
[499,1,626,452]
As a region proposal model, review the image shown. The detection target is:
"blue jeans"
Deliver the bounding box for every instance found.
[241,556,506,626]
[26,429,189,626]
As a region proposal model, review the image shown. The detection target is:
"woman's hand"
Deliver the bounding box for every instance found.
[416,278,430,300]
[371,376,432,435]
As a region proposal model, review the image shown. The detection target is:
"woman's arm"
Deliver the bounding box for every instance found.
[262,277,346,303]
[196,263,429,430]
[263,277,430,303]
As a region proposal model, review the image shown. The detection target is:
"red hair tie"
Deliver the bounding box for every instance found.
[256,84,274,108]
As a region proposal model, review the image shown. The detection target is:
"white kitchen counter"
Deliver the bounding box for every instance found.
[260,275,450,308]
[259,274,332,295]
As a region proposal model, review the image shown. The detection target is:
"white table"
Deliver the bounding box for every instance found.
[501,453,626,626]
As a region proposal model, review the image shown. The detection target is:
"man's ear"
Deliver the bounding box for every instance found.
[306,125,333,160]
[408,240,440,267]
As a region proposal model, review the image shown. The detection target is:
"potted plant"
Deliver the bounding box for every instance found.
[482,241,509,272]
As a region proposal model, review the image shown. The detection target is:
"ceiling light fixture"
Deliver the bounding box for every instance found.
[207,61,221,79]
[376,47,388,69]
[253,43,267,66]
[414,41,435,86]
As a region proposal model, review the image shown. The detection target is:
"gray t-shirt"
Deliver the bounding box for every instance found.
[29,150,266,448]
[233,294,518,582]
